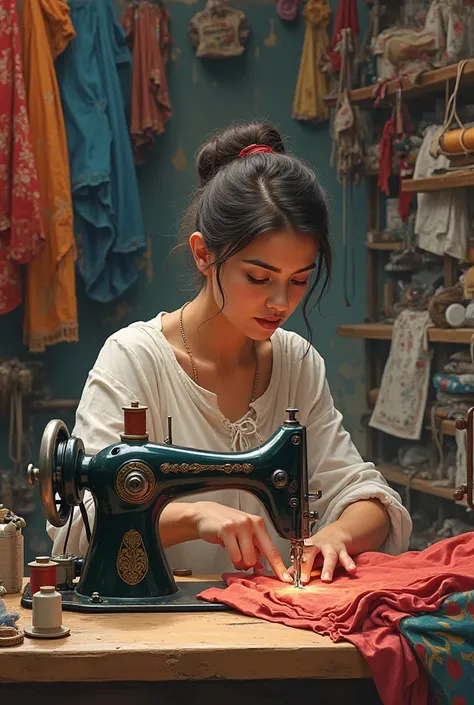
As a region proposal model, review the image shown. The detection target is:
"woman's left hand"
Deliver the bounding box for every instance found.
[289,522,358,584]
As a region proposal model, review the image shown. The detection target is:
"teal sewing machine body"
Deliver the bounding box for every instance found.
[23,403,319,612]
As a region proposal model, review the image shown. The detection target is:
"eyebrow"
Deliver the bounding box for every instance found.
[242,258,316,274]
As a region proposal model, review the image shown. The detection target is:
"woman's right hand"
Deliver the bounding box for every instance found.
[193,501,293,583]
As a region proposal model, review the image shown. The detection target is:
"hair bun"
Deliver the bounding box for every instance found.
[196,121,286,186]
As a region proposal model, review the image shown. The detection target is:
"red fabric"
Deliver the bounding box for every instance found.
[122,1,172,164]
[378,116,394,196]
[199,533,474,705]
[0,0,44,315]
[327,0,359,73]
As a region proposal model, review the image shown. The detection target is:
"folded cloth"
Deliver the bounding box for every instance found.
[199,533,474,705]
[0,598,19,628]
[400,590,474,705]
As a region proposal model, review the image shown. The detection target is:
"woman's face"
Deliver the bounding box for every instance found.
[207,228,318,339]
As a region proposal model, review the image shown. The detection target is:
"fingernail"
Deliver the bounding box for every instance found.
[349,563,356,570]
[322,572,331,581]
[283,572,292,582]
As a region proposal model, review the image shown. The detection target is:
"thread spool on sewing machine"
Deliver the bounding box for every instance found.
[23,403,320,613]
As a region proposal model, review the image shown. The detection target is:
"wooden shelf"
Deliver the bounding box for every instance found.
[326,59,474,106]
[365,240,404,251]
[402,169,474,193]
[378,464,461,502]
[338,323,474,344]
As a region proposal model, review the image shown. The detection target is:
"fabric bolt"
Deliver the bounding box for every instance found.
[400,591,474,705]
[369,310,433,440]
[20,0,78,353]
[55,0,146,303]
[121,1,172,162]
[199,533,474,705]
[46,312,412,570]
[0,0,44,316]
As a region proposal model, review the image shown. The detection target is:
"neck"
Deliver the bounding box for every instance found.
[181,290,255,370]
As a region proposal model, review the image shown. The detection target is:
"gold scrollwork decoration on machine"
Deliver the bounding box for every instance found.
[160,462,254,475]
[115,461,156,504]
[116,529,149,585]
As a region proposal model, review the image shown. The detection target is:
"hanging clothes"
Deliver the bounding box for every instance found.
[121,1,172,163]
[55,0,146,303]
[292,0,331,123]
[369,310,433,441]
[0,0,44,317]
[199,533,474,705]
[327,0,359,74]
[20,0,79,353]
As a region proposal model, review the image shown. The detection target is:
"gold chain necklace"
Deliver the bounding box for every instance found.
[179,302,259,403]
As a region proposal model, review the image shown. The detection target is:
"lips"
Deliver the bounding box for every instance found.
[254,317,283,330]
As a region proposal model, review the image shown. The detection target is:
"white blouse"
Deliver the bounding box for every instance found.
[47,312,412,574]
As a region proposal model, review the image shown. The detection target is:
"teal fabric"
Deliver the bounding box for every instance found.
[400,591,474,705]
[56,0,145,302]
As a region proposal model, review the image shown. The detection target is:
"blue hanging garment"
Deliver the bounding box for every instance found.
[56,0,146,302]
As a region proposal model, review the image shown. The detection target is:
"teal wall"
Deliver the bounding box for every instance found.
[1,0,369,561]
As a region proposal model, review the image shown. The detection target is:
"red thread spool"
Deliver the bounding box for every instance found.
[122,401,148,439]
[28,556,58,596]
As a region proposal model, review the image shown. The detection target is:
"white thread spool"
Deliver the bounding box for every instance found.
[445,303,466,328]
[0,507,24,593]
[24,586,70,639]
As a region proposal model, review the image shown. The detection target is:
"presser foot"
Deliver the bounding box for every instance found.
[290,539,305,589]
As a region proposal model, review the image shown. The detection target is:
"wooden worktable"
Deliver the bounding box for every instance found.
[1,577,382,705]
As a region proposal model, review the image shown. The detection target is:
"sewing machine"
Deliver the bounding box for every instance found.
[22,402,320,613]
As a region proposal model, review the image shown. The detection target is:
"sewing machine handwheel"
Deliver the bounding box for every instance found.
[29,419,73,528]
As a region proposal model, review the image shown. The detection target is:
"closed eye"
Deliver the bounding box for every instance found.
[247,274,268,285]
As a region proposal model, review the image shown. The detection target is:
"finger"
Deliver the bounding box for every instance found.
[236,528,258,570]
[253,520,292,583]
[320,549,339,582]
[301,547,320,584]
[220,529,243,570]
[339,549,357,574]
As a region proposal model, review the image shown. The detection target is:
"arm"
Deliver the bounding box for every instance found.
[289,344,412,582]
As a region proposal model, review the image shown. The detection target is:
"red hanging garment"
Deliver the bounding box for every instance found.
[378,115,394,196]
[327,0,359,73]
[0,0,44,315]
[122,1,172,163]
[199,533,474,705]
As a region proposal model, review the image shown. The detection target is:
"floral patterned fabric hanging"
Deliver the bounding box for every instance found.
[189,0,249,59]
[0,0,44,316]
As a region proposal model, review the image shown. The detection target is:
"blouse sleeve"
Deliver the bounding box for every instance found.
[300,346,412,555]
[46,335,165,557]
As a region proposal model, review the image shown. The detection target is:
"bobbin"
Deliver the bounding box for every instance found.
[121,400,149,441]
[24,586,70,640]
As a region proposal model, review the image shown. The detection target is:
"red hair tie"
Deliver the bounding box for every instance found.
[239,144,274,158]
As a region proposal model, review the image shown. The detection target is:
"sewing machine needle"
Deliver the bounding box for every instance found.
[290,540,304,589]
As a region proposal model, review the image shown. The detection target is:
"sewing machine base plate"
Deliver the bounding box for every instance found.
[21,581,230,613]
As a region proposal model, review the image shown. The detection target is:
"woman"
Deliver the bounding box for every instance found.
[48,121,412,584]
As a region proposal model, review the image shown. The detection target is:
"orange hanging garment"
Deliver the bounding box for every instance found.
[0,0,44,316]
[122,1,172,163]
[20,0,78,353]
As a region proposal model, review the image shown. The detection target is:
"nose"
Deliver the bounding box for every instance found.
[266,283,289,313]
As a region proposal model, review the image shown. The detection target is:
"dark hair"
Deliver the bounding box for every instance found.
[176,121,332,347]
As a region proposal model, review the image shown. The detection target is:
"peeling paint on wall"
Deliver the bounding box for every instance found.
[264,18,277,47]
[171,46,182,64]
[172,144,187,171]
[135,234,154,283]
[103,301,133,324]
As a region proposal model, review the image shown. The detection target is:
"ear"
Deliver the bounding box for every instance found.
[189,232,213,275]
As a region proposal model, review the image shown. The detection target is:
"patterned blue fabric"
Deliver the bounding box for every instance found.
[400,591,474,705]
[56,0,145,302]
[0,599,19,628]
